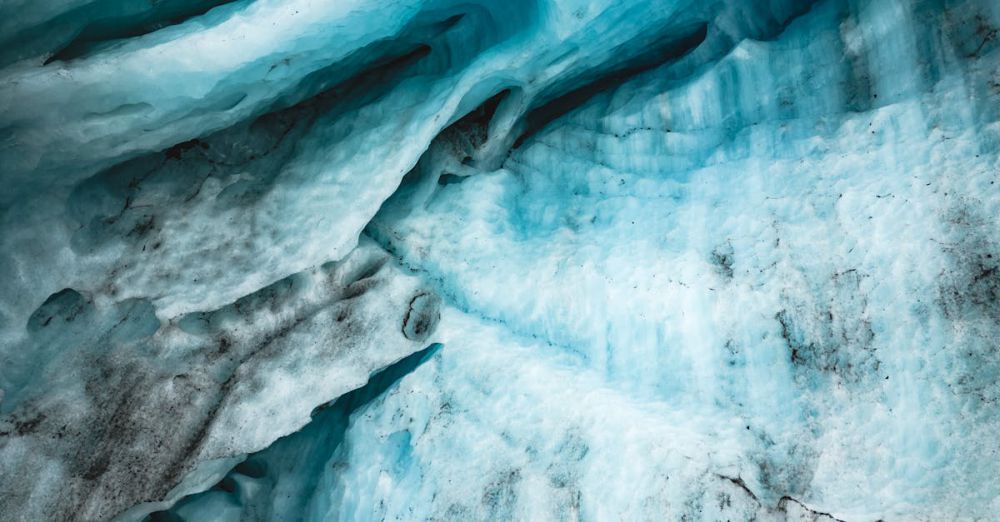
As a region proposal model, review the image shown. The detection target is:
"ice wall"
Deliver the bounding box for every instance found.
[1,0,999,520]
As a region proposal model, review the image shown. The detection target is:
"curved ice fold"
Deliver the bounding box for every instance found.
[1,240,440,520]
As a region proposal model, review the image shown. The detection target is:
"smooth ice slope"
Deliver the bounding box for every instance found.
[2,0,1000,521]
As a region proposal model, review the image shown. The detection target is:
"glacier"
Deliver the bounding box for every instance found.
[1,0,999,520]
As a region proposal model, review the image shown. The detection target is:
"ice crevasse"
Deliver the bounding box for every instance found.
[1,0,999,520]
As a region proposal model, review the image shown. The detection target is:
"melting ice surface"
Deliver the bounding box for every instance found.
[1,0,1000,520]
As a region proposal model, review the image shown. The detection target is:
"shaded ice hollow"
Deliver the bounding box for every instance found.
[0,0,999,520]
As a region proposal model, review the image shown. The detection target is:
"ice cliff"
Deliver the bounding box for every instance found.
[1,0,999,520]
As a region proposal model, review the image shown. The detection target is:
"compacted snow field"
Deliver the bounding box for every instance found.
[1,0,999,520]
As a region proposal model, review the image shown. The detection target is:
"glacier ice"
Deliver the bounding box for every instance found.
[2,0,1000,520]
[1,239,440,520]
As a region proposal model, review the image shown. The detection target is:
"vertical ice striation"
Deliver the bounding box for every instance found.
[1,0,1000,520]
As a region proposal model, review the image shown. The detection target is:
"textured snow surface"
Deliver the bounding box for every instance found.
[1,0,1000,520]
